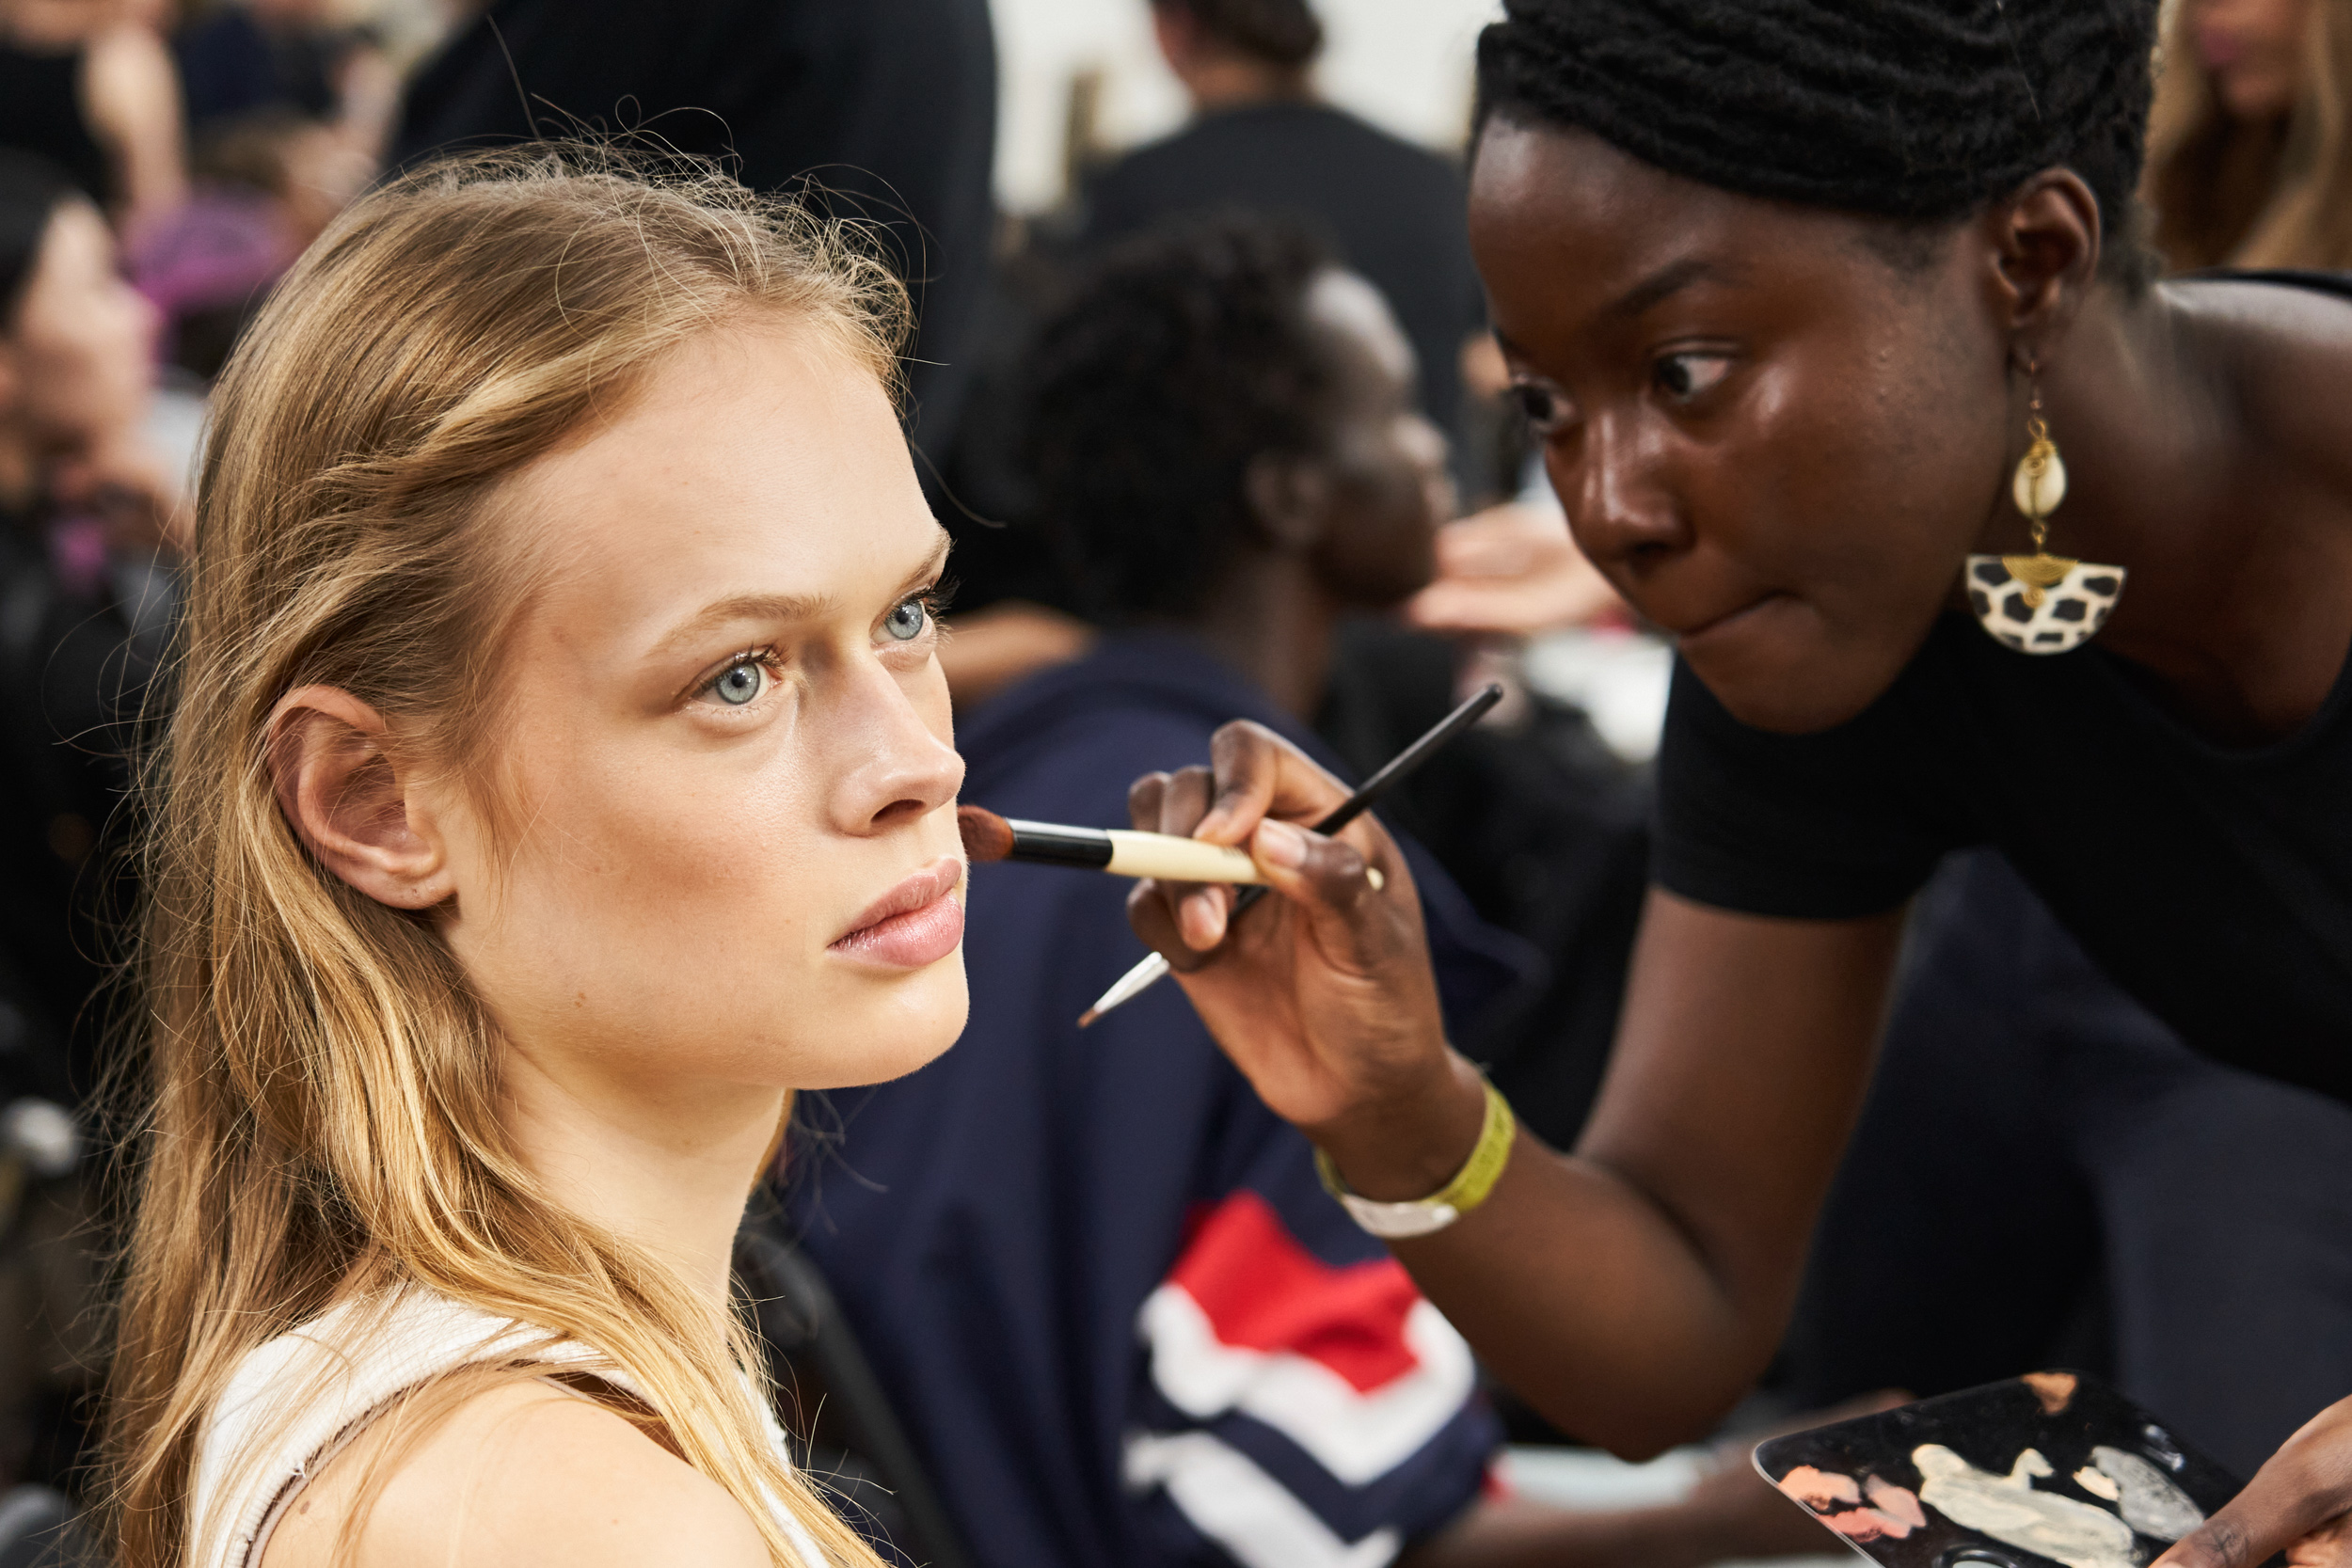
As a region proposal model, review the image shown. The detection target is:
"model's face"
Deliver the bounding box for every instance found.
[2190,0,2312,121]
[2,201,155,456]
[1301,268,1450,608]
[1469,119,2010,733]
[438,325,967,1095]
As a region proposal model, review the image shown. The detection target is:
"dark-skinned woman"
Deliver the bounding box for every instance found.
[1119,3,2352,1565]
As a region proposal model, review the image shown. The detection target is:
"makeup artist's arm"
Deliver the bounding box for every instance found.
[1128,722,1900,1459]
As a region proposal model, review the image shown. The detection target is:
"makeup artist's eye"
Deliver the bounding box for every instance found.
[1510,377,1573,436]
[1654,352,1733,404]
[882,595,930,642]
[704,655,771,707]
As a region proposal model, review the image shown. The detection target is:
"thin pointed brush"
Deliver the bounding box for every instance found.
[1074,682,1504,1027]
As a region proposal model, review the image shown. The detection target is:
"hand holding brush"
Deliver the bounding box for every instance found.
[1094,683,1502,1025]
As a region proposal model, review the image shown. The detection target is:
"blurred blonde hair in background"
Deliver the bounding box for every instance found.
[2144,0,2352,270]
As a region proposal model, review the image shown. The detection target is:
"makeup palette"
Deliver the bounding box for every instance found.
[1753,1373,2270,1568]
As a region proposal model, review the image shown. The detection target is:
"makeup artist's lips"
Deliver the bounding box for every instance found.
[830,858,964,969]
[1670,593,1786,652]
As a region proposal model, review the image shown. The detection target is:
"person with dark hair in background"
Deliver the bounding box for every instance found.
[792,214,1872,1568]
[1099,3,2352,1563]
[2143,0,2352,272]
[1080,0,1486,451]
[0,147,172,1497]
[0,0,187,237]
[391,0,996,479]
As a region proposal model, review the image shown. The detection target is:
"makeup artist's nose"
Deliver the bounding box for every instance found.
[827,662,964,836]
[1556,410,1688,576]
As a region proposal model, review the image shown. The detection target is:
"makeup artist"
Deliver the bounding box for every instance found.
[1122,2,2352,1563]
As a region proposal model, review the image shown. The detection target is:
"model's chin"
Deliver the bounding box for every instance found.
[794,959,970,1091]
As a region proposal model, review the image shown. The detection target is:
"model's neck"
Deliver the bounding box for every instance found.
[1179,553,1342,720]
[498,1038,787,1311]
[1184,57,1311,113]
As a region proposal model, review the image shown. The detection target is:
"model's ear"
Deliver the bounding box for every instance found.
[266,686,453,909]
[1982,167,2104,356]
[1243,451,1335,555]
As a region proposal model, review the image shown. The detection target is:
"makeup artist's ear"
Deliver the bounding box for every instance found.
[1243,451,1335,554]
[267,685,454,908]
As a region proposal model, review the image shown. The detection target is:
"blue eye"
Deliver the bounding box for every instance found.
[883,597,929,642]
[711,660,767,705]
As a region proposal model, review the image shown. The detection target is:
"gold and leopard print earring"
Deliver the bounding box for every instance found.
[1963,362,2126,655]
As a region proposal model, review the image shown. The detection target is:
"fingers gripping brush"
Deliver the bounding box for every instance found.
[1068,682,1504,1027]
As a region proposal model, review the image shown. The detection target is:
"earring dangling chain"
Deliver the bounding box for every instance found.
[2019,384,2056,562]
[1961,356,2127,656]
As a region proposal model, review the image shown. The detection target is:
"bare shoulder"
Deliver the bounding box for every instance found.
[260,1378,771,1568]
[2173,276,2352,493]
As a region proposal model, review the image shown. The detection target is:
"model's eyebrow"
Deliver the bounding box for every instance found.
[653,529,951,657]
[1602,257,1738,323]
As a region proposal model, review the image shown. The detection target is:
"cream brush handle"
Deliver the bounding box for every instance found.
[1102,831,1267,884]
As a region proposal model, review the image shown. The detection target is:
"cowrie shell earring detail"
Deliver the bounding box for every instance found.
[1964,366,2126,655]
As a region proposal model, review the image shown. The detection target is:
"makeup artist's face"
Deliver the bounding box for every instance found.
[437,324,968,1093]
[1469,119,2010,733]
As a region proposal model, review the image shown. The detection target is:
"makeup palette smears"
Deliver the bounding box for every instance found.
[1753,1373,2268,1568]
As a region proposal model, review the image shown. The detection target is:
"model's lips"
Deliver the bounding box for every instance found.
[830,858,965,969]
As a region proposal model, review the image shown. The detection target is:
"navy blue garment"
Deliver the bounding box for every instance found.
[789,634,1531,1568]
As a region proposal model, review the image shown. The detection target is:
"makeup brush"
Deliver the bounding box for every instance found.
[1076,682,1506,1027]
[960,806,1390,893]
[959,807,1270,885]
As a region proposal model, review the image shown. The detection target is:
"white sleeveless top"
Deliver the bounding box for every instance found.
[188,1288,823,1568]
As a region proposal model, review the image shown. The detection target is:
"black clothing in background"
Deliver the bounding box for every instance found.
[391,0,998,467]
[1779,850,2352,1478]
[176,10,340,132]
[0,44,109,206]
[0,511,170,1108]
[1078,101,1485,444]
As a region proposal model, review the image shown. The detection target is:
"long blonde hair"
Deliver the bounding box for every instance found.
[2144,0,2352,270]
[103,148,909,1568]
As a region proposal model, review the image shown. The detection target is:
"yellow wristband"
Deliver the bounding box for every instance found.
[1314,1076,1516,1239]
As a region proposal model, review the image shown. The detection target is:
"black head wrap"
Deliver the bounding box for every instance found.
[1475,0,2159,231]
[0,150,75,331]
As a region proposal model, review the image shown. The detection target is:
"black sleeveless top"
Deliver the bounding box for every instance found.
[0,40,110,204]
[1653,269,2352,1106]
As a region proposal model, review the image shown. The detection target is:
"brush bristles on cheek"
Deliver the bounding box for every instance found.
[955,804,1015,863]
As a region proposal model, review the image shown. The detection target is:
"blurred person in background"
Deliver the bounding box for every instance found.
[392,0,996,490]
[147,0,397,377]
[0,0,187,238]
[1079,0,1486,460]
[791,217,1838,1568]
[2145,0,2352,271]
[0,148,174,1496]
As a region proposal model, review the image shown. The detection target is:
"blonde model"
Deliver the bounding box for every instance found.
[103,150,967,1568]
